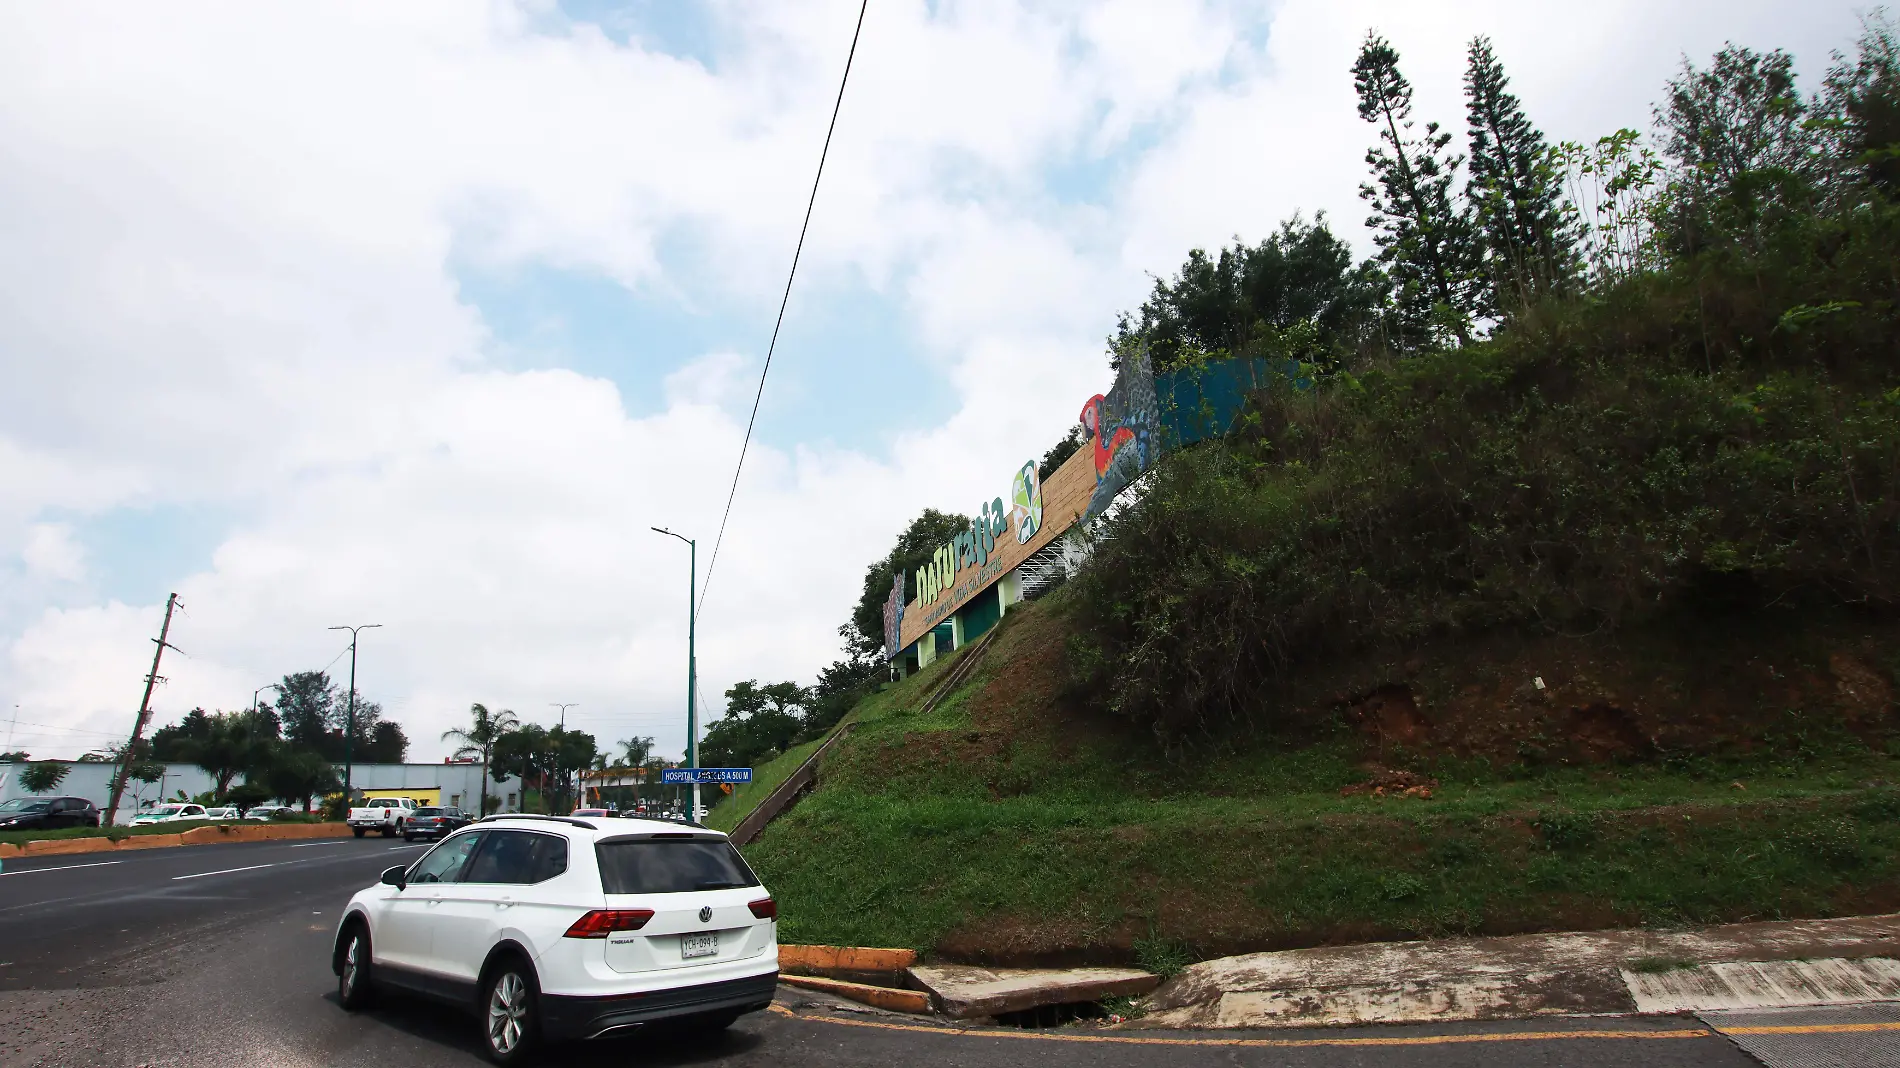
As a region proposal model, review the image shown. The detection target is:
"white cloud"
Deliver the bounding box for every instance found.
[20,524,85,583]
[0,1,1865,760]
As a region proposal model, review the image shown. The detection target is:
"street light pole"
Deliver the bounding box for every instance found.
[327,623,381,801]
[651,527,698,823]
[253,683,281,718]
[550,703,577,811]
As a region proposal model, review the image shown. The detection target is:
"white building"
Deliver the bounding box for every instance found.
[0,760,522,825]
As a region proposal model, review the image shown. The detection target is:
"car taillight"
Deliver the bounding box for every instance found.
[563,910,655,938]
[748,897,777,921]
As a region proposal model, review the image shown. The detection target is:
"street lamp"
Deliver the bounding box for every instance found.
[651,527,698,824]
[551,703,577,811]
[327,623,382,800]
[253,683,281,717]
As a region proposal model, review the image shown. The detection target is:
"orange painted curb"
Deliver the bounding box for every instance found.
[780,974,931,1014]
[1,821,350,858]
[20,836,117,856]
[779,944,919,975]
[116,833,184,850]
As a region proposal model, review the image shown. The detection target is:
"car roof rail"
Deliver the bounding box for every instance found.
[476,813,599,830]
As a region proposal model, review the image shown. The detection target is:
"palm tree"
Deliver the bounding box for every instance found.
[618,736,654,769]
[442,703,519,817]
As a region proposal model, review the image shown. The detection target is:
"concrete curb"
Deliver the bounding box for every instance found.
[780,945,918,976]
[0,821,351,859]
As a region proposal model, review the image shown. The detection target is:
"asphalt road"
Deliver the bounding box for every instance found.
[0,839,1778,1067]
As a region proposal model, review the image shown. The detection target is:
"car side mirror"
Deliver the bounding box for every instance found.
[379,865,408,890]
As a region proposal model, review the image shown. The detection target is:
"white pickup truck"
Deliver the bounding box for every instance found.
[346,797,417,838]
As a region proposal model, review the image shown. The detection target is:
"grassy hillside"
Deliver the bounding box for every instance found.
[744,595,1900,964]
[706,642,991,834]
[737,160,1900,965]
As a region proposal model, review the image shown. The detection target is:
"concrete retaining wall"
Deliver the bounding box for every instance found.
[0,821,350,859]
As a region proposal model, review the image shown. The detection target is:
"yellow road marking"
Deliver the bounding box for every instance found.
[767,1005,1714,1048]
[1724,1021,1900,1036]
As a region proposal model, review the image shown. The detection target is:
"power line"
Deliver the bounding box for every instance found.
[696,0,870,621]
[3,719,128,737]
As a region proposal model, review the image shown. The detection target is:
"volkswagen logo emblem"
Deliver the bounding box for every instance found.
[698,906,713,923]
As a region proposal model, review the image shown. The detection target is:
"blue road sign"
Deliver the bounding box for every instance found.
[660,768,753,785]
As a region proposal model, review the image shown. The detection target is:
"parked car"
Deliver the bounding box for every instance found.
[569,809,610,818]
[202,806,241,821]
[245,804,292,820]
[402,806,472,842]
[131,803,209,825]
[0,796,101,830]
[332,814,779,1063]
[347,797,418,838]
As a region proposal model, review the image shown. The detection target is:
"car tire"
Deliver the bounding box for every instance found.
[480,957,542,1065]
[352,827,366,838]
[403,833,413,842]
[337,923,376,1010]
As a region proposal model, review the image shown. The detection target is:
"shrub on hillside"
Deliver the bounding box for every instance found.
[1070,201,1900,738]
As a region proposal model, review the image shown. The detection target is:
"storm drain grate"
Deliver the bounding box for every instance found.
[1701,1002,1900,1067]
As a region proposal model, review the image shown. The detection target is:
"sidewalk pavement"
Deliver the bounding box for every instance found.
[1131,913,1900,1029]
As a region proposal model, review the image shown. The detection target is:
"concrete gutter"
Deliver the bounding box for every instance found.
[909,965,1160,1019]
[1133,913,1900,1029]
[0,821,351,859]
[779,975,932,1013]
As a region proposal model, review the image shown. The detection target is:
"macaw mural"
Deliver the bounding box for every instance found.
[1082,346,1159,522]
[1009,461,1043,544]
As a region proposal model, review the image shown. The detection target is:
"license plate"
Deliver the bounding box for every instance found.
[680,932,718,959]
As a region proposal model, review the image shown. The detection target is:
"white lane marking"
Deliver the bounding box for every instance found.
[387,845,424,851]
[171,863,276,881]
[0,861,123,877]
[289,841,348,849]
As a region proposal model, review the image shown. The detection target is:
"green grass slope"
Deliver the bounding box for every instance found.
[705,642,988,834]
[743,596,1900,965]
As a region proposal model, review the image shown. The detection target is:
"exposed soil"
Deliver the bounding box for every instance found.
[1338,768,1438,799]
[1295,611,1900,767]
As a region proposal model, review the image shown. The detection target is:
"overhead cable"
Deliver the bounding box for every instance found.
[695,0,871,620]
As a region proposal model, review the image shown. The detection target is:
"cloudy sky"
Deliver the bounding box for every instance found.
[0,0,1858,762]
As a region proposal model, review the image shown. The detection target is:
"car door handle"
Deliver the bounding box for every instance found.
[496,897,515,909]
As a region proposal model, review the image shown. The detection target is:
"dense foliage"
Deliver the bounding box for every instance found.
[1072,23,1900,738]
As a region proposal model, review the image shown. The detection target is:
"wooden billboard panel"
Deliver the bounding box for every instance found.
[897,445,1099,651]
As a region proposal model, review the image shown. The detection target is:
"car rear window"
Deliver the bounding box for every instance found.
[462,829,568,884]
[414,808,442,816]
[595,838,760,895]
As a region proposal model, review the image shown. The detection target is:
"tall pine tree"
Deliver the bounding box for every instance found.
[1354,32,1478,347]
[1464,36,1575,310]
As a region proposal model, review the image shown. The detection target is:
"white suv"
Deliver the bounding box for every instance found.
[330,814,779,1063]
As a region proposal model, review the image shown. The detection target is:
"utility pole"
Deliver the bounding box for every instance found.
[651,527,698,824]
[328,623,381,801]
[105,593,181,827]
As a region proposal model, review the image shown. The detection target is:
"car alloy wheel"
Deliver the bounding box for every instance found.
[484,967,537,1062]
[338,928,373,1009]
